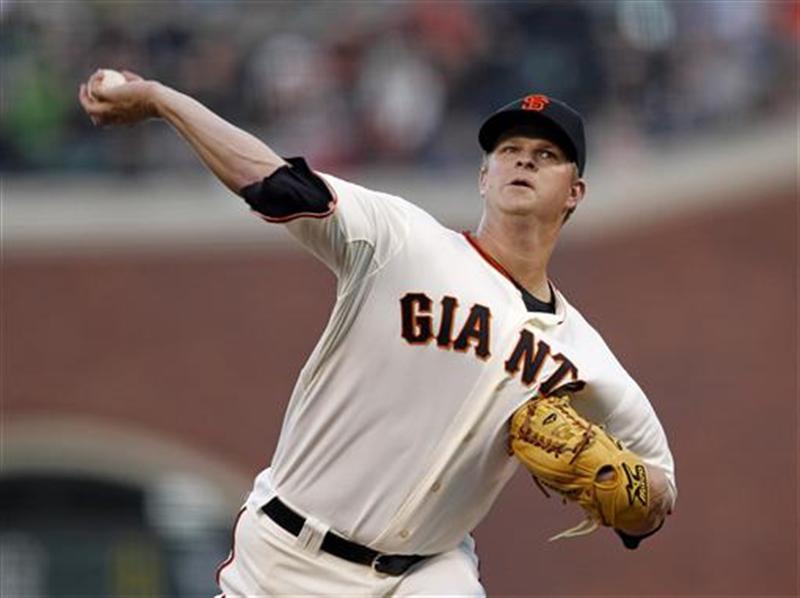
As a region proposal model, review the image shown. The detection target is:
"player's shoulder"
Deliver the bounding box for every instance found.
[317,170,449,229]
[557,288,633,371]
[557,288,614,346]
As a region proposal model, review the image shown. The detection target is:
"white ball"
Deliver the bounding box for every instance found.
[91,69,127,98]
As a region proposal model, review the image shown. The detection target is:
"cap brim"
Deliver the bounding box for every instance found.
[478,110,578,165]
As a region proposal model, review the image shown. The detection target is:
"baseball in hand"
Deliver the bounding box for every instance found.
[89,69,127,99]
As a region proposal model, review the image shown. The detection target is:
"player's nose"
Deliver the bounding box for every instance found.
[516,156,537,170]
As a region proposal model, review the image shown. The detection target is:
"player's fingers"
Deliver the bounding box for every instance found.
[90,82,123,104]
[94,84,134,106]
[121,70,144,82]
[87,70,124,102]
[79,82,103,111]
[88,69,103,90]
[91,86,110,103]
[79,84,111,126]
[78,83,95,112]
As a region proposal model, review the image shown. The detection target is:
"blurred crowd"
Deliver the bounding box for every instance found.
[1,0,797,175]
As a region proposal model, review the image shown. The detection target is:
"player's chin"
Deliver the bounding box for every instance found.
[497,189,542,214]
[505,183,536,196]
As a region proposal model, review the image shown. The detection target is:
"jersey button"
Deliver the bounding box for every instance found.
[431,481,442,493]
[463,431,474,443]
[399,529,410,539]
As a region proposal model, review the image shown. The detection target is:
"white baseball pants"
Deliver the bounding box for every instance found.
[215,504,485,597]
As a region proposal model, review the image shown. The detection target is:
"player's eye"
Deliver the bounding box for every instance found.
[537,149,557,161]
[501,145,519,154]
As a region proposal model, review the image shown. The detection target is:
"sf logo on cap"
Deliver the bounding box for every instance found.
[521,94,550,112]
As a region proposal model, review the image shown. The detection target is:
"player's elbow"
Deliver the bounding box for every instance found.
[239,159,335,220]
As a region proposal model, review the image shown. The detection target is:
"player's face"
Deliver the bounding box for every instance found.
[478,132,585,225]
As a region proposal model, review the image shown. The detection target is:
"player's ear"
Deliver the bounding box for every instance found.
[478,155,489,197]
[566,173,586,211]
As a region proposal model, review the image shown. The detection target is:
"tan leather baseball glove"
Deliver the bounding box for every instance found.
[509,394,658,544]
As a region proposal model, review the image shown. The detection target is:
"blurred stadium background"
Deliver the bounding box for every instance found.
[2,1,797,596]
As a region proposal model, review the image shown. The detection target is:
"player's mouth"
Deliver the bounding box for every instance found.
[508,178,534,190]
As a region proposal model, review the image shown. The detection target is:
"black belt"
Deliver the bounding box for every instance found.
[262,497,428,576]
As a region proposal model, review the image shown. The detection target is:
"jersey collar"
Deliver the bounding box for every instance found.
[462,231,567,326]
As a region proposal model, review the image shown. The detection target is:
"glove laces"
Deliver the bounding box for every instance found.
[548,517,599,541]
[532,472,603,541]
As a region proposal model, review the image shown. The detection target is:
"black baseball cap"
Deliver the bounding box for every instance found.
[478,94,586,175]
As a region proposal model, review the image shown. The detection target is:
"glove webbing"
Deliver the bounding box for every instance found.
[516,400,595,465]
[519,398,603,541]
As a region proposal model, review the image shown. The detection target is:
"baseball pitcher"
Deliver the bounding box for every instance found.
[79,69,676,597]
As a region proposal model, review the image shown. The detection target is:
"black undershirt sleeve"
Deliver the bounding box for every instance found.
[240,157,335,221]
[615,519,665,550]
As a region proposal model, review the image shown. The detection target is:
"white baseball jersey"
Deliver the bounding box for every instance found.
[247,168,676,556]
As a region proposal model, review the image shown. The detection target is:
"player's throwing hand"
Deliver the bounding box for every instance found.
[78,69,159,127]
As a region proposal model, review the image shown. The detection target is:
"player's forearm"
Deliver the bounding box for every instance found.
[150,83,286,193]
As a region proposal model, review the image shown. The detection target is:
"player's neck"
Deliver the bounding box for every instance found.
[473,216,558,302]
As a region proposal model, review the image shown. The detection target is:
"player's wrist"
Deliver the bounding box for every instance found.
[615,517,665,550]
[614,465,673,536]
[145,81,169,119]
[614,511,663,536]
